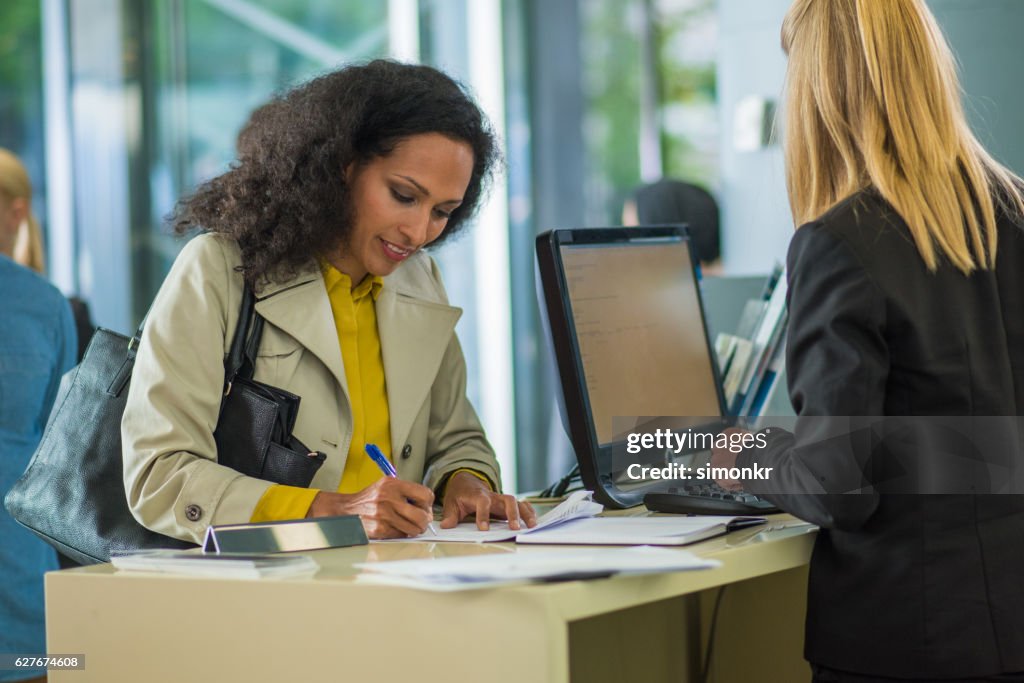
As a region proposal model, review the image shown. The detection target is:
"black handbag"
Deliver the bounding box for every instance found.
[4,285,326,565]
[214,286,327,485]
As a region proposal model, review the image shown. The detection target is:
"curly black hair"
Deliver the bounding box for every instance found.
[171,59,499,285]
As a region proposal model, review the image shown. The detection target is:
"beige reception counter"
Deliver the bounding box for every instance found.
[46,514,816,683]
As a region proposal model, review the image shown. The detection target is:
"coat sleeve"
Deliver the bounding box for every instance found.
[736,222,888,531]
[122,235,273,543]
[419,257,503,495]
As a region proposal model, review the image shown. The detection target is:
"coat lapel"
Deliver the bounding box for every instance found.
[254,271,349,399]
[376,287,461,455]
[252,258,462,463]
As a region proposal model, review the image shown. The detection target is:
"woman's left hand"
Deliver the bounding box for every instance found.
[440,471,538,531]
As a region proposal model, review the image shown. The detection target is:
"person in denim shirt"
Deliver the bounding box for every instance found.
[0,148,76,683]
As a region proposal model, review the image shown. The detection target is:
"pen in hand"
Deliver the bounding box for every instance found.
[364,443,437,536]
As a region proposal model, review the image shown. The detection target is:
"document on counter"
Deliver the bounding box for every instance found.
[354,545,721,591]
[389,490,765,546]
[514,515,766,546]
[387,489,605,543]
[110,550,320,579]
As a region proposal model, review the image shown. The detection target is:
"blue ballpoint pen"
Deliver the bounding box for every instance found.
[364,443,437,535]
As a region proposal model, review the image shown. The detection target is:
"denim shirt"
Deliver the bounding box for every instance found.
[0,255,75,677]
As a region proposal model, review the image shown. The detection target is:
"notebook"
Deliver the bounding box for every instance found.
[390,491,765,546]
[514,515,765,546]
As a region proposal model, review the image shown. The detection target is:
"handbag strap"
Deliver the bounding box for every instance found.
[119,282,263,397]
[241,313,265,379]
[126,319,145,362]
[223,284,264,391]
[107,318,147,396]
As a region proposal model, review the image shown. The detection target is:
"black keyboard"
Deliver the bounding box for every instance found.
[644,483,779,515]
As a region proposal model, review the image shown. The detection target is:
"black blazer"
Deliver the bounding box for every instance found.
[738,189,1024,678]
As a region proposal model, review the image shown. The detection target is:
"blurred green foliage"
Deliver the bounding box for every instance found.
[581,0,643,224]
[0,2,43,149]
[581,0,718,224]
[656,0,718,186]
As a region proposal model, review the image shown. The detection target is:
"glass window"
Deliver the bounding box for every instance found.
[656,0,718,185]
[136,0,391,323]
[578,0,719,227]
[580,0,644,226]
[0,2,47,241]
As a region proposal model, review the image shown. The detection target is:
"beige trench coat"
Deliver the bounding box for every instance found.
[122,233,501,543]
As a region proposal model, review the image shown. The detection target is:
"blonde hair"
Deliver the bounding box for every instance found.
[781,0,1024,273]
[0,147,46,273]
[14,216,46,274]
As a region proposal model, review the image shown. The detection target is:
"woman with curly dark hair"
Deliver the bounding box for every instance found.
[122,60,536,541]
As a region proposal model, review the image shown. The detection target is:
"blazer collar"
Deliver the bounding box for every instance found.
[253,261,462,451]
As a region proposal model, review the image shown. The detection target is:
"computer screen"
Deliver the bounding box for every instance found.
[558,235,723,447]
[537,226,730,507]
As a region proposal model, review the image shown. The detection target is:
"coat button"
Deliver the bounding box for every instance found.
[401,444,412,460]
[184,504,203,522]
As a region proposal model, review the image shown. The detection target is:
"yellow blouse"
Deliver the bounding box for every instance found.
[250,265,391,522]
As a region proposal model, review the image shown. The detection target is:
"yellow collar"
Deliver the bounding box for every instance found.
[321,261,383,302]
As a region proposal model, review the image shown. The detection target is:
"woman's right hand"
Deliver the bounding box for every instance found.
[305,478,435,539]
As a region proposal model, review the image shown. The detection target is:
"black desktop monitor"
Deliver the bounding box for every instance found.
[536,227,730,508]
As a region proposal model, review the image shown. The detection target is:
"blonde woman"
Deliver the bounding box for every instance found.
[0,148,77,683]
[0,149,45,274]
[0,152,94,362]
[712,1,1024,680]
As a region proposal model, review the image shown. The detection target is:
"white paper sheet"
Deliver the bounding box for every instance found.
[110,550,320,579]
[354,545,720,591]
[382,490,604,543]
[514,515,759,546]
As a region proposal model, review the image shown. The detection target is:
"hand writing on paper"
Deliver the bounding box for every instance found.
[306,477,434,539]
[440,471,538,532]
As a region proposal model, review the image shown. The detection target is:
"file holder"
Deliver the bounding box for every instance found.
[203,515,368,554]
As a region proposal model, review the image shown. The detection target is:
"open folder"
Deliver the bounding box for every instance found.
[396,491,765,546]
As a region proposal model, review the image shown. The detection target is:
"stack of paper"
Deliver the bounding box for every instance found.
[355,546,720,591]
[110,550,320,579]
